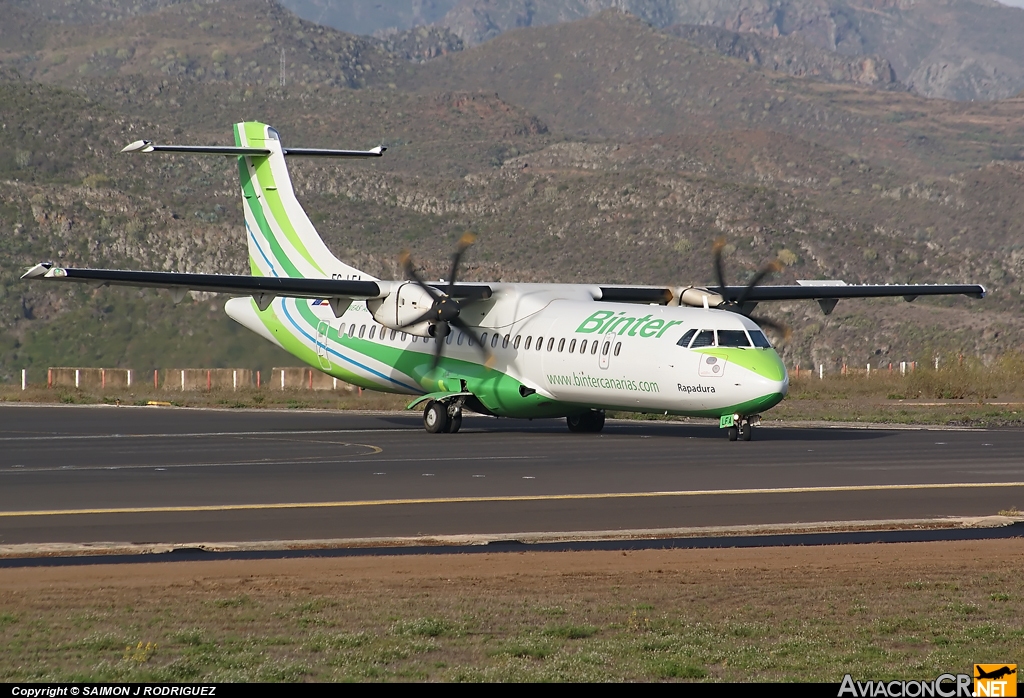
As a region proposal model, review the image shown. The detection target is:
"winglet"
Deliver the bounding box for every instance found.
[121,140,154,153]
[21,262,53,279]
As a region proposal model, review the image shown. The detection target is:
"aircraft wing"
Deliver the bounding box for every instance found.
[598,282,985,314]
[735,283,986,302]
[20,263,492,312]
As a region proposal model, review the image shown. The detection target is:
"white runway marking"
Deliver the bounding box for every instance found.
[0,455,535,474]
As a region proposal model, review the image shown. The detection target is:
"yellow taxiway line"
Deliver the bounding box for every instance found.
[2,482,1023,518]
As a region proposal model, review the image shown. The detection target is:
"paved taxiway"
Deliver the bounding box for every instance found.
[0,405,1021,546]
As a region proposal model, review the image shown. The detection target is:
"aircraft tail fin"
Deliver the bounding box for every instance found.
[234,122,377,280]
[122,122,385,281]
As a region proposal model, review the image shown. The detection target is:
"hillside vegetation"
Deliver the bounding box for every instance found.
[0,1,1022,381]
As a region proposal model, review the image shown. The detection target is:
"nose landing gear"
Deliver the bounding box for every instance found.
[726,414,759,441]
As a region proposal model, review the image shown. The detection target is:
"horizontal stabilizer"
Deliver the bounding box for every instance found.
[121,140,385,158]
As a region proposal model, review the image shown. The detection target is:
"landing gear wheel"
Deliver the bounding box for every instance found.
[739,422,753,441]
[567,410,605,433]
[727,426,739,441]
[423,400,449,434]
[445,410,463,434]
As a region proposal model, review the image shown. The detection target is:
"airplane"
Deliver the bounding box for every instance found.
[975,666,1017,681]
[21,122,986,439]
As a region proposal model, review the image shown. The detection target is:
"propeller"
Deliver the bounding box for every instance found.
[711,238,792,342]
[399,232,494,371]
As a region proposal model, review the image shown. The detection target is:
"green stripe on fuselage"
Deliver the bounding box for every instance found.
[693,347,787,381]
[238,156,303,278]
[242,123,324,276]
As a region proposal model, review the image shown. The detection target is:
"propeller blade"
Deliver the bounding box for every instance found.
[452,316,495,368]
[401,236,491,372]
[749,314,792,343]
[446,231,476,292]
[736,259,783,308]
[431,321,450,371]
[712,237,728,291]
[400,250,442,301]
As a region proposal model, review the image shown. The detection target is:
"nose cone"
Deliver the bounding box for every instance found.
[742,349,788,412]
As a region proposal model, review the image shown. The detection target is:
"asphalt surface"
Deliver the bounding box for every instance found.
[0,405,1022,546]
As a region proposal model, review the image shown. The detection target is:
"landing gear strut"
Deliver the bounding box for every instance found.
[726,415,758,441]
[423,399,464,434]
[566,410,605,433]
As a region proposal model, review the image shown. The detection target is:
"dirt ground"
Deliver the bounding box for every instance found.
[1,540,1022,681]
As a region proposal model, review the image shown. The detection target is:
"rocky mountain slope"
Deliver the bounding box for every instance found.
[432,0,1024,101]
[20,0,1024,100]
[1,1,1023,382]
[666,24,902,91]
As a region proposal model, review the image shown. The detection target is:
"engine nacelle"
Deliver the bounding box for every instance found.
[366,282,435,337]
[676,286,725,308]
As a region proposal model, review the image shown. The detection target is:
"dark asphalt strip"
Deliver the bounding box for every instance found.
[1,522,1020,569]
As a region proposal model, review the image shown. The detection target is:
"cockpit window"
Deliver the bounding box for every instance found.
[677,329,697,347]
[718,330,751,348]
[749,330,772,348]
[690,330,715,348]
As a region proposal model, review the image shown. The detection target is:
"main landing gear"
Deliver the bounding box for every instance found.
[566,410,605,433]
[726,415,759,442]
[423,399,463,434]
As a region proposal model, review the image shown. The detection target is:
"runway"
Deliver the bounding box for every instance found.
[0,404,1021,547]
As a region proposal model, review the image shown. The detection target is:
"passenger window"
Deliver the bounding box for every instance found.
[502,334,510,349]
[568,339,576,353]
[749,330,772,348]
[536,336,544,351]
[390,329,397,341]
[468,334,474,347]
[457,332,464,345]
[368,326,376,340]
[525,336,532,350]
[348,324,356,337]
[580,339,587,354]
[446,331,453,345]
[514,335,521,349]
[614,342,621,356]
[718,330,751,348]
[591,341,599,355]
[547,337,554,351]
[558,338,565,352]
[602,341,610,356]
[491,333,499,348]
[359,325,366,338]
[411,335,417,343]
[690,330,715,348]
[677,329,697,347]
[481,332,488,346]
[400,332,407,341]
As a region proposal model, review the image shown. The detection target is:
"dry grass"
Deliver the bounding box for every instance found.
[0,385,410,412]
[0,541,1020,682]
[6,357,1024,427]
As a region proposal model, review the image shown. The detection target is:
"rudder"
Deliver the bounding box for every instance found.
[234,122,374,281]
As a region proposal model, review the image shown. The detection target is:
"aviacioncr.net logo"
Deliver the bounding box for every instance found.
[838,674,973,697]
